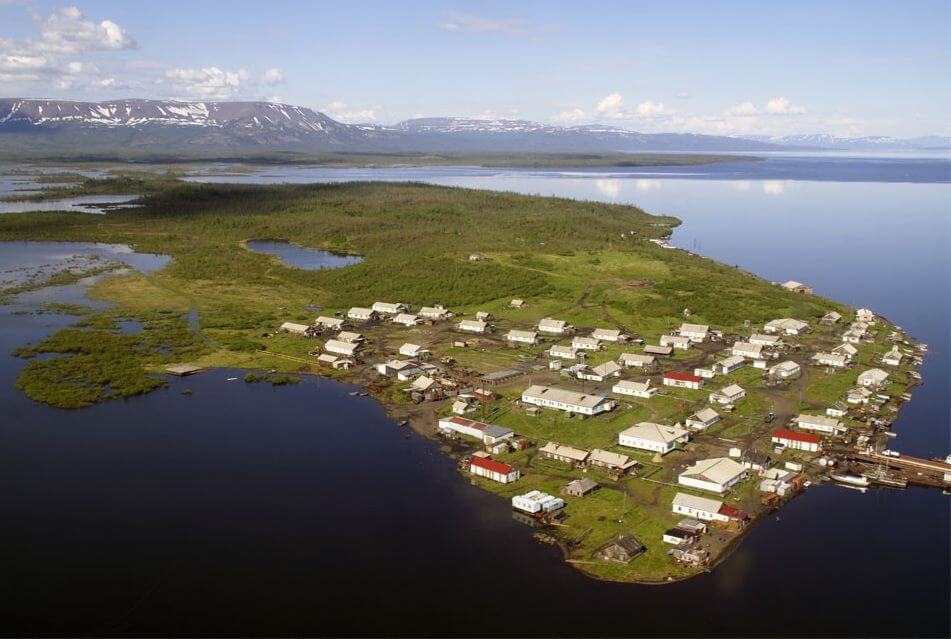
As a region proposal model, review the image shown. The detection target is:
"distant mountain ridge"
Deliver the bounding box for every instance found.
[0,98,945,156]
[744,133,950,151]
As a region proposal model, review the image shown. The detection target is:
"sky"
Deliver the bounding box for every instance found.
[1,0,949,138]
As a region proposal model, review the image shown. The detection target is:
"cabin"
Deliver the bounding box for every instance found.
[820,311,842,325]
[324,338,360,357]
[796,413,847,436]
[612,379,656,398]
[315,316,346,331]
[663,372,703,390]
[731,341,763,359]
[769,361,801,379]
[660,334,692,350]
[833,343,859,359]
[749,333,782,347]
[576,361,622,382]
[672,492,728,523]
[393,313,421,327]
[457,319,490,334]
[571,336,602,351]
[279,321,312,336]
[475,311,493,322]
[548,345,579,360]
[858,368,889,388]
[856,308,876,323]
[317,353,353,370]
[772,428,821,452]
[419,305,451,320]
[451,399,476,415]
[521,385,616,416]
[538,441,589,466]
[882,348,904,367]
[710,383,746,404]
[376,359,424,381]
[595,535,645,564]
[505,329,538,345]
[644,344,673,356]
[694,367,715,379]
[812,352,849,368]
[592,328,625,342]
[372,302,408,315]
[618,422,689,454]
[439,416,514,445]
[715,355,745,375]
[847,386,873,404]
[740,451,772,472]
[678,457,747,494]
[399,343,430,359]
[562,478,599,497]
[588,449,637,473]
[509,298,526,308]
[469,457,520,484]
[347,307,377,322]
[537,318,574,335]
[678,322,710,342]
[663,528,700,546]
[826,402,848,418]
[764,318,810,336]
[781,280,814,295]
[619,353,656,369]
[685,407,720,431]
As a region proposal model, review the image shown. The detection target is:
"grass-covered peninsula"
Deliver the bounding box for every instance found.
[0,177,925,583]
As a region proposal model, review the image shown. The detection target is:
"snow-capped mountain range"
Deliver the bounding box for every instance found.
[0,98,946,155]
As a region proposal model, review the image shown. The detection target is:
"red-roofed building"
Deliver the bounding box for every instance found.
[663,371,703,390]
[470,456,521,484]
[772,428,821,452]
[717,504,750,522]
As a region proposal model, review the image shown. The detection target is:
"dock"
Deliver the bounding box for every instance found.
[842,449,951,489]
[165,364,204,376]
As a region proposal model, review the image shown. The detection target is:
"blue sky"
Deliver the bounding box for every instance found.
[1,1,948,137]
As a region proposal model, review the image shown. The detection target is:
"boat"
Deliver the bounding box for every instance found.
[397,420,409,427]
[831,473,871,488]
[348,391,360,397]
[226,377,238,381]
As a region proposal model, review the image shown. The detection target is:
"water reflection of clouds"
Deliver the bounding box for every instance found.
[762,180,787,195]
[634,179,662,192]
[595,179,621,199]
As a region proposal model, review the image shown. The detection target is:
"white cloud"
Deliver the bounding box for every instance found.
[727,101,758,116]
[165,66,249,99]
[35,7,136,54]
[552,107,586,124]
[636,100,665,117]
[438,13,548,37]
[764,96,806,115]
[263,67,284,85]
[595,91,625,119]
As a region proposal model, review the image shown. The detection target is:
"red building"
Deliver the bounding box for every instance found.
[663,371,703,390]
[771,428,821,452]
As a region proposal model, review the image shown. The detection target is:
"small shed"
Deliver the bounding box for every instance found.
[562,478,599,497]
[595,535,645,564]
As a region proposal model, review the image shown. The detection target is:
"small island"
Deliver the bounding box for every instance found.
[0,174,940,584]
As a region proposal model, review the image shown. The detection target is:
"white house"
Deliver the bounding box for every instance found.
[796,413,847,436]
[769,361,801,379]
[572,336,602,351]
[475,311,493,322]
[858,368,889,388]
[279,321,310,335]
[732,341,763,359]
[663,372,703,390]
[856,308,876,323]
[470,457,520,484]
[537,318,573,335]
[457,319,489,334]
[372,301,407,315]
[821,311,842,325]
[833,343,858,359]
[324,339,359,357]
[619,353,656,369]
[710,383,746,405]
[612,379,656,398]
[685,407,720,431]
[521,385,616,416]
[512,490,564,514]
[847,386,873,405]
[347,307,377,322]
[679,323,710,342]
[539,441,590,465]
[317,353,353,370]
[548,345,578,360]
[826,402,849,418]
[419,305,451,320]
[510,298,526,308]
[314,316,346,331]
[506,329,538,345]
[660,335,692,350]
[399,343,429,359]
[812,352,849,368]
[764,318,810,336]
[678,457,747,494]
[644,344,674,356]
[781,280,813,294]
[438,416,514,445]
[882,348,904,367]
[715,355,745,375]
[577,361,622,382]
[749,333,782,347]
[672,492,727,523]
[337,331,364,343]
[375,359,424,380]
[393,313,421,327]
[772,428,821,452]
[618,422,689,455]
[592,328,625,342]
[694,367,716,379]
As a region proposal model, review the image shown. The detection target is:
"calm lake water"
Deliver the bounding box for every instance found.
[0,155,948,637]
[246,240,362,270]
